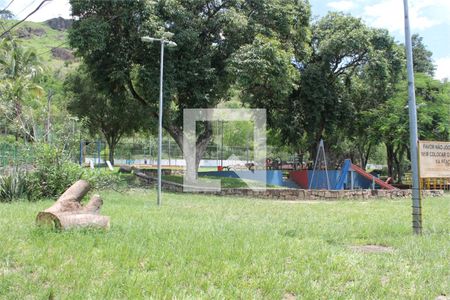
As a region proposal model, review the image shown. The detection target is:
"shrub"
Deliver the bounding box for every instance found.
[26,144,84,200]
[84,168,125,191]
[0,168,28,202]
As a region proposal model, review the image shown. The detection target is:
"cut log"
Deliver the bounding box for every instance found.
[118,165,134,173]
[36,180,110,230]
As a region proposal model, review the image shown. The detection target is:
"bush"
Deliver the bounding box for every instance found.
[26,144,84,201]
[0,168,28,202]
[84,168,124,191]
[0,144,126,202]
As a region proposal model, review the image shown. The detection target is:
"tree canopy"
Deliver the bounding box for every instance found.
[65,66,151,164]
[69,0,311,169]
[411,34,435,76]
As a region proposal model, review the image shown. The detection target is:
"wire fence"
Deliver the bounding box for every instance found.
[81,140,299,168]
[82,140,256,166]
[0,143,35,168]
[0,139,300,170]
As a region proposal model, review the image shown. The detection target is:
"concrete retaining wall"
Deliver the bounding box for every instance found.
[136,173,443,200]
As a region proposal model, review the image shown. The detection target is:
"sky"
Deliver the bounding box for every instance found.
[309,0,450,81]
[2,0,449,80]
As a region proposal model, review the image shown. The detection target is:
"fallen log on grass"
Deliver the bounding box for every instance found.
[36,180,110,230]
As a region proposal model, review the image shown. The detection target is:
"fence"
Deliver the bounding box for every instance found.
[80,140,299,168]
[0,143,35,168]
[0,139,300,170]
[403,173,450,190]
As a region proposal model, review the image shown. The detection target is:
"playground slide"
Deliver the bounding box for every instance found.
[350,163,397,190]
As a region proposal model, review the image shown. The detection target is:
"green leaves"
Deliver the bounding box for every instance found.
[228,35,299,106]
[68,0,311,164]
[411,34,435,76]
[0,38,47,142]
[65,66,152,163]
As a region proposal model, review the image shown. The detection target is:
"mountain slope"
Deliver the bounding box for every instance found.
[1,17,75,71]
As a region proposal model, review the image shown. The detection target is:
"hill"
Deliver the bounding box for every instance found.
[1,17,76,72]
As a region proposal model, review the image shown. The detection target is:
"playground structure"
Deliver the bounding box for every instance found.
[199,158,396,190]
[289,159,396,190]
[198,139,398,191]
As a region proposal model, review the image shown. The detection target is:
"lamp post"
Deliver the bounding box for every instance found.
[141,36,177,206]
[403,0,422,234]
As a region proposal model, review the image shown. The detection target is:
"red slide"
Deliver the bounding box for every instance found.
[351,164,397,190]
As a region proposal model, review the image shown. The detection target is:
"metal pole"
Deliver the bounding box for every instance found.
[216,121,219,167]
[168,138,171,166]
[350,171,354,190]
[403,0,422,234]
[309,140,321,189]
[246,130,249,163]
[221,121,224,167]
[157,41,164,206]
[97,140,101,166]
[79,139,83,166]
[321,140,331,190]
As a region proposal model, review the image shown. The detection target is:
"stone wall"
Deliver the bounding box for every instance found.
[136,173,444,200]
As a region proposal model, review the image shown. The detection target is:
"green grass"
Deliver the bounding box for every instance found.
[0,190,449,299]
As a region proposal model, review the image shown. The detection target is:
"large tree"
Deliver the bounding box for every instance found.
[411,34,435,76]
[229,12,403,166]
[69,0,310,170]
[65,67,150,165]
[370,74,450,182]
[344,29,404,168]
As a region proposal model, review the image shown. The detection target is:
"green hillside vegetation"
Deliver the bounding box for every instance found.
[1,19,75,71]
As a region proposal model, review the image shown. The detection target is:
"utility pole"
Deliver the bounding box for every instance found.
[403,0,422,234]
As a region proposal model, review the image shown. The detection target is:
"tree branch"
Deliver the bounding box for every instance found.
[127,79,148,106]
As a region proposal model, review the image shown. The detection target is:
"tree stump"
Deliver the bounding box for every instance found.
[118,165,134,173]
[36,180,110,230]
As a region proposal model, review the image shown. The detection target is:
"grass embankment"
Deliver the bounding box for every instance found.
[0,191,449,298]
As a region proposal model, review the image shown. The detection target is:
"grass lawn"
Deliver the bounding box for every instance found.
[0,190,449,299]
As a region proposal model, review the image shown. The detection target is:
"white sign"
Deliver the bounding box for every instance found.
[418,141,450,178]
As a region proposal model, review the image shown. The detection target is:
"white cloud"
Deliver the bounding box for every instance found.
[434,57,450,81]
[327,1,355,12]
[10,0,71,22]
[362,0,441,33]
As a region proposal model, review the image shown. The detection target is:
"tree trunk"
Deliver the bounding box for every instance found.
[166,121,213,181]
[104,133,119,166]
[109,144,115,166]
[36,180,110,230]
[360,143,371,170]
[386,142,394,179]
[393,146,405,183]
[195,134,213,171]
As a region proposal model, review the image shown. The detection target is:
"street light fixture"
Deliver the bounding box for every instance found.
[141,35,177,206]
